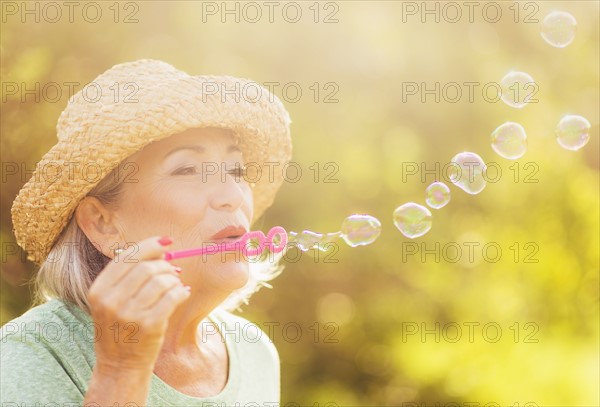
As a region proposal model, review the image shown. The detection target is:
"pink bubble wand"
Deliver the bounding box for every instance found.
[164,226,288,261]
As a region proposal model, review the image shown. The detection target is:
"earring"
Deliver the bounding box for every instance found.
[113,247,125,256]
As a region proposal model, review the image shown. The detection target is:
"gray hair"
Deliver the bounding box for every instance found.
[32,160,284,314]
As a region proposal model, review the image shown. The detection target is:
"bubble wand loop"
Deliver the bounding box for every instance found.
[164,226,288,261]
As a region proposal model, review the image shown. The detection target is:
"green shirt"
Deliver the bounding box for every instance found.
[0,299,280,405]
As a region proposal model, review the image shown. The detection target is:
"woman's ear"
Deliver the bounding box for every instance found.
[75,196,122,258]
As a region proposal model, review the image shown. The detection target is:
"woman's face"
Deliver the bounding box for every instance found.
[114,127,254,291]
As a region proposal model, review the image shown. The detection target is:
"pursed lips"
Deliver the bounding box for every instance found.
[207,225,247,244]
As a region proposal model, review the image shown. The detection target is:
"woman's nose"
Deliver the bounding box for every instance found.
[208,172,247,212]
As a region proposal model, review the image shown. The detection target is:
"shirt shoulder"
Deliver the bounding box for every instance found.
[0,299,95,403]
[1,299,94,352]
[1,299,91,339]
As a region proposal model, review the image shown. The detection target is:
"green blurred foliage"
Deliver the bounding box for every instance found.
[1,1,598,405]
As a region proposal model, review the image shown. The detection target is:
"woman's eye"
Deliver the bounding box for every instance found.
[173,165,197,175]
[172,165,246,177]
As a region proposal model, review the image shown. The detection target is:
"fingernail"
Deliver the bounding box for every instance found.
[184,285,191,292]
[174,267,182,274]
[158,236,173,246]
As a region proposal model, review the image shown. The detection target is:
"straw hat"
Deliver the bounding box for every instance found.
[11,59,292,265]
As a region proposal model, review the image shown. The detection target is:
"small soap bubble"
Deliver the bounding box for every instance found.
[340,214,382,247]
[393,203,432,239]
[425,182,451,209]
[491,122,528,159]
[314,231,342,251]
[556,115,591,151]
[541,11,577,48]
[288,230,323,252]
[500,71,536,109]
[288,230,342,252]
[448,152,487,195]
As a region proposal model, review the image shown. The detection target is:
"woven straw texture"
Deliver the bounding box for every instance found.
[11,59,292,265]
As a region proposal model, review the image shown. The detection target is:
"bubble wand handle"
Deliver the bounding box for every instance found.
[164,226,288,261]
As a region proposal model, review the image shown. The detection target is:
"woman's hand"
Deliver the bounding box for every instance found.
[87,236,190,374]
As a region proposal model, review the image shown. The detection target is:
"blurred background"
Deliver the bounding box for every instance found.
[1,1,598,405]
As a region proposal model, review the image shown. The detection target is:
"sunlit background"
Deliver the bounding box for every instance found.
[1,1,598,405]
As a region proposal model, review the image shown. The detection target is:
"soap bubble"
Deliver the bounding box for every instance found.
[288,230,320,252]
[448,152,487,194]
[500,71,536,108]
[556,115,591,151]
[288,230,342,252]
[491,122,528,159]
[340,214,382,247]
[393,203,432,239]
[425,182,451,209]
[541,11,577,48]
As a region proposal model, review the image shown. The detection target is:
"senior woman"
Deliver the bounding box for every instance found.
[1,59,292,404]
